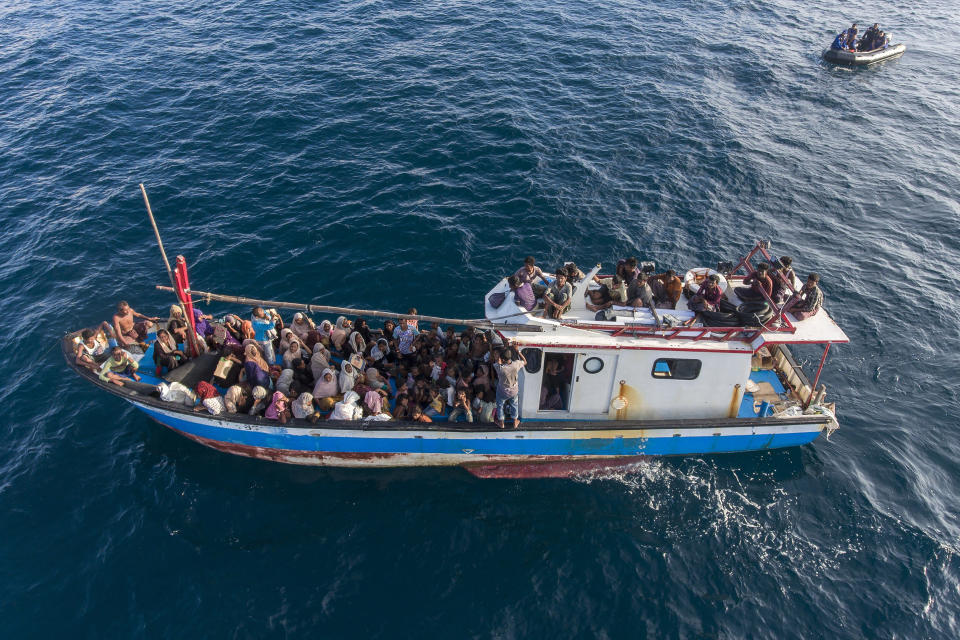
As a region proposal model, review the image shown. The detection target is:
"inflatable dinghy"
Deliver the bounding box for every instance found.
[823,43,905,65]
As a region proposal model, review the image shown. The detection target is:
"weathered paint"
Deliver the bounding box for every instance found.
[135,401,825,470]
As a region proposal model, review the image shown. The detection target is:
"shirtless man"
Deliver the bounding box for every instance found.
[112,301,158,350]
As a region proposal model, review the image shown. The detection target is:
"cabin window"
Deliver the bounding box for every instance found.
[651,358,701,380]
[521,348,542,374]
[539,352,575,410]
[582,357,604,374]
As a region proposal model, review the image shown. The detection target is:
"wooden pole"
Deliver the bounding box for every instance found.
[154,285,542,332]
[139,183,177,291]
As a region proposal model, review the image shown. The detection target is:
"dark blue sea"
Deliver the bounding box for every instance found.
[2,0,959,637]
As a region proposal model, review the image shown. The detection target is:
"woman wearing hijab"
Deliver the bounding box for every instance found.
[153,329,186,371]
[242,343,272,390]
[345,331,366,359]
[167,305,189,343]
[291,392,317,421]
[224,385,247,414]
[312,367,340,411]
[329,391,362,421]
[290,312,314,344]
[310,343,331,381]
[363,390,385,416]
[265,391,291,424]
[194,381,225,415]
[192,306,214,337]
[330,317,350,352]
[281,338,307,369]
[248,386,269,416]
[276,369,295,396]
[339,361,359,394]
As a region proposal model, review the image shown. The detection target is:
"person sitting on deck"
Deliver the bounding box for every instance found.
[166,305,191,344]
[98,346,141,386]
[312,367,340,411]
[858,24,879,51]
[474,389,496,423]
[194,381,225,416]
[281,337,309,369]
[448,389,474,423]
[542,271,573,319]
[688,273,724,313]
[223,384,249,414]
[507,274,537,312]
[289,312,314,345]
[735,262,773,302]
[514,256,549,297]
[411,405,432,423]
[650,269,683,309]
[292,392,319,423]
[113,301,158,351]
[242,343,272,390]
[153,329,187,371]
[782,273,824,320]
[330,390,363,421]
[265,390,292,424]
[248,385,269,416]
[769,256,796,306]
[587,274,628,312]
[627,272,662,327]
[562,262,586,283]
[75,329,110,372]
[191,306,214,338]
[251,307,278,364]
[616,257,640,284]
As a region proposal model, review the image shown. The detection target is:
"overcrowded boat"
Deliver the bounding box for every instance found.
[63,223,848,477]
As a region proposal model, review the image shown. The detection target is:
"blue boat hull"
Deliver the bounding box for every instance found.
[135,401,828,477]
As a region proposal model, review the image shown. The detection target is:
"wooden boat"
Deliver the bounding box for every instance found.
[64,240,847,478]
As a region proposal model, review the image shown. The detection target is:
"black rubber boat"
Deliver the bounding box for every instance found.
[823,43,906,65]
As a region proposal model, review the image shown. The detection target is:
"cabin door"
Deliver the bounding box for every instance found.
[569,353,619,415]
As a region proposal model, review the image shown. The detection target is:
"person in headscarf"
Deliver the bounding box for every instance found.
[167,305,189,343]
[369,338,390,364]
[312,367,339,411]
[154,329,186,371]
[345,331,366,359]
[243,343,272,389]
[310,343,331,380]
[330,317,350,352]
[364,367,387,393]
[265,391,291,424]
[281,337,308,369]
[290,312,314,344]
[224,385,247,414]
[222,315,244,343]
[339,361,359,394]
[276,368,294,396]
[363,390,384,416]
[249,385,269,416]
[192,306,214,337]
[291,392,317,422]
[194,381,225,415]
[329,391,362,421]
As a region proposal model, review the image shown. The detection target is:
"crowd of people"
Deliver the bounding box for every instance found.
[74,254,826,425]
[76,297,532,428]
[831,23,890,52]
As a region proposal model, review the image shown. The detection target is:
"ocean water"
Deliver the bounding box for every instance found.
[2,0,959,637]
